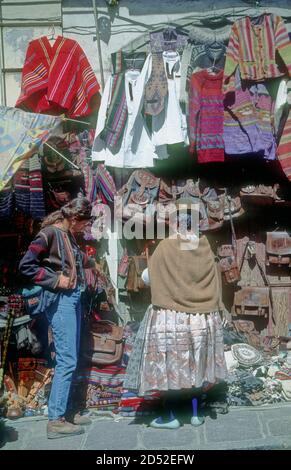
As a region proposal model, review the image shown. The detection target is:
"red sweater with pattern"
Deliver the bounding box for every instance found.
[189,69,225,163]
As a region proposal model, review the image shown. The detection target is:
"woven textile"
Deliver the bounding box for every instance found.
[16,36,100,117]
[224,14,291,94]
[189,69,224,163]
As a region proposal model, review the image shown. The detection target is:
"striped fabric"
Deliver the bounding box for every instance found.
[189,69,225,163]
[96,163,117,203]
[224,14,291,93]
[1,154,45,221]
[277,107,291,180]
[100,72,128,151]
[16,36,100,118]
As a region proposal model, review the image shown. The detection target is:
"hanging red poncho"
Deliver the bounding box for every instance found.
[16,36,100,118]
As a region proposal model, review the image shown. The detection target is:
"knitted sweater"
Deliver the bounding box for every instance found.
[189,69,224,163]
[19,226,95,290]
[149,235,223,314]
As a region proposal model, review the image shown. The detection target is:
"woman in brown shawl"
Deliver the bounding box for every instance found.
[125,199,227,428]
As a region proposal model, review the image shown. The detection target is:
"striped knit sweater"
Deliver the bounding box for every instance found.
[189,69,224,163]
[224,14,291,93]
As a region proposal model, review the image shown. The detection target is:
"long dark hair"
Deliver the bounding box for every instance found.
[41,197,92,228]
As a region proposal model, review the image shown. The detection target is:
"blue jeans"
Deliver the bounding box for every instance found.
[46,288,81,420]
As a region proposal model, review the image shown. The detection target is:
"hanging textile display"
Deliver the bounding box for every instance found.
[16,36,100,118]
[92,52,168,168]
[0,106,62,191]
[144,51,188,147]
[223,70,276,160]
[189,69,225,163]
[223,13,291,94]
[180,41,226,110]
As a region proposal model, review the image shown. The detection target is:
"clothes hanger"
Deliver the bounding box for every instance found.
[47,24,56,42]
[207,57,220,74]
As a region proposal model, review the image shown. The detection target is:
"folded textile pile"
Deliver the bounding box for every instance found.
[118,390,161,417]
[74,365,126,412]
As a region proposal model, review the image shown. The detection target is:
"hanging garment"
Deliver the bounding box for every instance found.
[14,154,46,220]
[189,69,224,163]
[180,41,226,109]
[277,106,291,181]
[0,106,61,191]
[91,63,168,168]
[144,53,168,116]
[224,70,276,160]
[144,51,188,146]
[223,14,291,94]
[66,129,97,203]
[16,36,100,118]
[99,72,128,151]
[149,27,188,53]
[273,78,291,137]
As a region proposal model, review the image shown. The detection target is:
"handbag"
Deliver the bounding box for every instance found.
[266,231,291,267]
[217,196,240,284]
[232,242,274,318]
[21,228,65,316]
[223,195,244,220]
[202,188,225,231]
[117,170,160,224]
[84,320,124,365]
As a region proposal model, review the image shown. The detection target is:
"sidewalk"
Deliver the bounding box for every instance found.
[1,402,291,450]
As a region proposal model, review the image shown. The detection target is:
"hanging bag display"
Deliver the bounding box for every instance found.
[266,231,291,267]
[117,170,160,224]
[239,184,277,205]
[232,242,274,318]
[217,195,240,284]
[21,228,65,316]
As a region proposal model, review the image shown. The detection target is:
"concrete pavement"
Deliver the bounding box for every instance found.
[1,402,291,450]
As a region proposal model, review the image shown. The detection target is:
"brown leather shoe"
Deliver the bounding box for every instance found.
[67,412,92,426]
[47,418,85,439]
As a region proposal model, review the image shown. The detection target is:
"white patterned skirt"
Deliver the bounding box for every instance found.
[138,307,227,396]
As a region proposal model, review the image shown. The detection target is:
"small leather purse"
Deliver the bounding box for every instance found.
[266,231,291,267]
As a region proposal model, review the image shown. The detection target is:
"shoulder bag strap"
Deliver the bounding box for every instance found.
[226,194,237,259]
[253,252,275,322]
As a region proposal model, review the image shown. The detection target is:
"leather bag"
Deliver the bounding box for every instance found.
[84,320,124,365]
[202,188,225,231]
[233,287,270,317]
[117,170,160,224]
[223,195,244,220]
[217,196,240,284]
[126,255,148,292]
[232,241,273,319]
[266,231,291,267]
